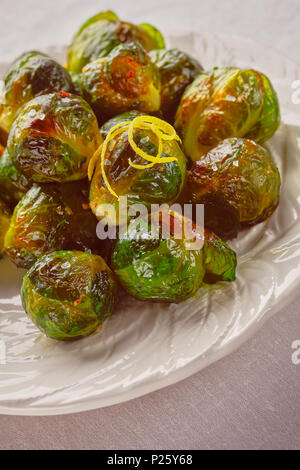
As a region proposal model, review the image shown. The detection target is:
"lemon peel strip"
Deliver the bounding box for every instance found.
[89,116,181,200]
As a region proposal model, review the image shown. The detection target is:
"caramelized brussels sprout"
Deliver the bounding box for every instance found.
[149,48,203,123]
[181,138,281,236]
[0,51,74,138]
[5,181,111,269]
[0,147,31,208]
[175,67,280,160]
[7,92,101,183]
[111,210,236,303]
[21,251,116,341]
[0,199,10,257]
[67,10,165,73]
[89,114,187,225]
[79,42,161,124]
[112,212,205,302]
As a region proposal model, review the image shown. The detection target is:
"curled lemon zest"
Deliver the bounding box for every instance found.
[88,116,182,201]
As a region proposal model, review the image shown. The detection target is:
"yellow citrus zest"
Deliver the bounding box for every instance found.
[88,116,182,201]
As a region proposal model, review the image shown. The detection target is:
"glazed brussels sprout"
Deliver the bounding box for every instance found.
[149,48,203,123]
[181,138,281,237]
[7,92,101,183]
[0,199,10,257]
[21,251,116,341]
[89,114,187,226]
[67,10,165,73]
[111,210,236,303]
[0,51,74,139]
[0,147,31,208]
[5,181,111,269]
[175,67,280,160]
[79,42,161,124]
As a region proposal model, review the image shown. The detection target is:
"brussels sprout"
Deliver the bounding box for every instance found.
[0,51,74,138]
[89,113,187,226]
[149,48,203,123]
[111,210,236,303]
[5,181,111,269]
[181,138,281,236]
[175,67,280,160]
[79,42,161,124]
[67,10,165,73]
[0,199,10,257]
[7,92,101,183]
[21,250,116,341]
[0,147,31,208]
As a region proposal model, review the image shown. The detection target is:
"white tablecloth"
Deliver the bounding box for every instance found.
[0,0,299,450]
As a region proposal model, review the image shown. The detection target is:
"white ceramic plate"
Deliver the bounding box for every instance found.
[0,32,300,416]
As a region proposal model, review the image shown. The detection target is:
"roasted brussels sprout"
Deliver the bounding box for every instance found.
[175,67,281,160]
[67,10,165,73]
[21,251,116,341]
[0,147,31,208]
[5,181,111,269]
[0,51,74,138]
[181,138,281,237]
[0,199,10,257]
[79,42,161,124]
[149,48,203,123]
[7,92,101,183]
[111,210,236,303]
[89,114,187,225]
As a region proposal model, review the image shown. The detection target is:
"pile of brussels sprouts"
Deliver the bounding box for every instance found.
[0,11,281,341]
